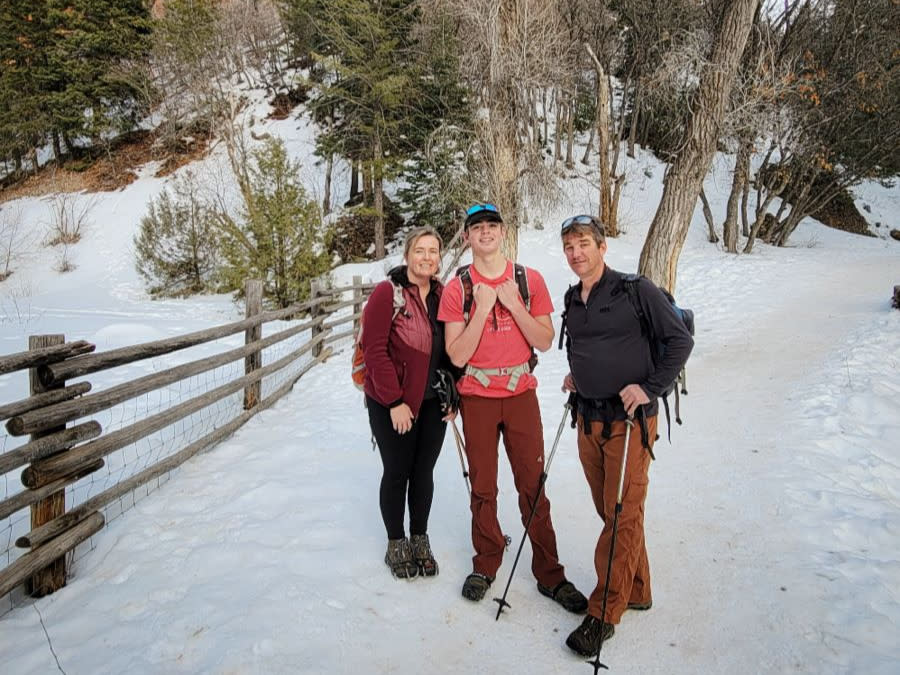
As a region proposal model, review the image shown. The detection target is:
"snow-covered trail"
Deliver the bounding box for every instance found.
[1,224,898,675]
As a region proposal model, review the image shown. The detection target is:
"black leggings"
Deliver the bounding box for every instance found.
[367,396,446,540]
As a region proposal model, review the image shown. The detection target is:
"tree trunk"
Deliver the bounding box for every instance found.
[699,187,719,243]
[586,44,616,237]
[494,0,520,259]
[581,123,595,164]
[373,138,385,259]
[723,139,751,252]
[741,171,751,237]
[628,80,642,158]
[554,92,562,164]
[51,130,62,164]
[350,161,359,201]
[565,93,576,169]
[542,90,549,149]
[361,161,372,204]
[638,0,760,291]
[322,152,333,216]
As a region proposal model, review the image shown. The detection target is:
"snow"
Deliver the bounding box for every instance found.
[1,104,899,674]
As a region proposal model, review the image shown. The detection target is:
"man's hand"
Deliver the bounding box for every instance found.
[619,384,650,417]
[390,403,414,434]
[496,279,523,310]
[562,372,576,393]
[472,283,498,314]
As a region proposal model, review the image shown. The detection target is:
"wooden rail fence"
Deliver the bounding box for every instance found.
[0,276,375,607]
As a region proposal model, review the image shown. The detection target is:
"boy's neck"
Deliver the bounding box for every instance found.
[472,251,509,279]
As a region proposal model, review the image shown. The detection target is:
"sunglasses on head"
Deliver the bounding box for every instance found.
[560,214,600,231]
[466,203,499,217]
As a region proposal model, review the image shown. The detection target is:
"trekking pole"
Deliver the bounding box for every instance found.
[587,416,634,673]
[449,418,471,495]
[493,402,571,620]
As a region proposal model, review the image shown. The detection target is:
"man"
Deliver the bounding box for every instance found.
[559,214,693,655]
[438,203,587,614]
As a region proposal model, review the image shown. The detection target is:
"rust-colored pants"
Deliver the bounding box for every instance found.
[577,414,657,623]
[459,390,566,588]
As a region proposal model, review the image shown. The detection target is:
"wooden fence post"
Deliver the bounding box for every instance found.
[310,278,323,358]
[352,275,363,335]
[26,334,67,596]
[244,279,263,409]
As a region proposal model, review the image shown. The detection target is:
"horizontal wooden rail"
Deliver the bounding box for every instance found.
[9,317,323,436]
[28,332,329,479]
[0,461,104,521]
[327,282,375,294]
[14,348,331,550]
[324,329,354,345]
[22,458,105,490]
[0,341,95,376]
[321,297,362,314]
[38,298,327,386]
[0,382,91,422]
[0,512,104,600]
[322,311,361,331]
[0,421,102,475]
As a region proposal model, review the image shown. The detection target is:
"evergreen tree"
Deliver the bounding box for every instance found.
[135,174,220,297]
[282,0,469,258]
[0,1,150,170]
[217,138,332,308]
[45,0,152,149]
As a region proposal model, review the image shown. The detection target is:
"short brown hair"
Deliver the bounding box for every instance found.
[561,217,605,246]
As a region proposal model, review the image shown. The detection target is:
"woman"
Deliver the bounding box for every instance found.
[362,226,456,579]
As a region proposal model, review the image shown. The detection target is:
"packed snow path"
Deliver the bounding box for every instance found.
[1,225,898,674]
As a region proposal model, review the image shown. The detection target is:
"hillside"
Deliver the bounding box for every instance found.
[0,87,898,672]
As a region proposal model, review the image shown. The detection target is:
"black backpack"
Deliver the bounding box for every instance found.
[559,273,695,438]
[456,263,538,370]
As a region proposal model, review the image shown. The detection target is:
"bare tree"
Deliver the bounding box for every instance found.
[638,0,761,291]
[446,0,571,258]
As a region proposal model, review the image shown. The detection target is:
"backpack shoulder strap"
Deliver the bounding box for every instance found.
[621,274,652,340]
[455,265,473,323]
[513,263,530,310]
[390,281,406,320]
[558,283,577,350]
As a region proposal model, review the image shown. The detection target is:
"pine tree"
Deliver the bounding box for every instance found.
[217,138,332,308]
[283,0,469,258]
[135,174,220,297]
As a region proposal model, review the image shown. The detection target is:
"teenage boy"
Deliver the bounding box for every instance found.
[558,214,693,655]
[438,203,587,613]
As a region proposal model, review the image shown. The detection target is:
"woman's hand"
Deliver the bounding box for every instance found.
[442,409,458,423]
[390,403,415,434]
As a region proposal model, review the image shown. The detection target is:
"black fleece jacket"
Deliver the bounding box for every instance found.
[565,267,694,418]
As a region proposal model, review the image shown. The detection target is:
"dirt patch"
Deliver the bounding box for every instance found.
[812,189,874,237]
[0,129,211,203]
[268,86,309,121]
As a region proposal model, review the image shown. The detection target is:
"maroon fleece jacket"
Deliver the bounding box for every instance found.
[362,271,443,416]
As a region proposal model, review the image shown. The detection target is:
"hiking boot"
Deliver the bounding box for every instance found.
[537,579,588,614]
[565,615,615,657]
[384,538,418,579]
[409,534,438,577]
[627,600,652,611]
[461,573,493,601]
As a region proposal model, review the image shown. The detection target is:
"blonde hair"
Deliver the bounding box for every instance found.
[403,226,444,275]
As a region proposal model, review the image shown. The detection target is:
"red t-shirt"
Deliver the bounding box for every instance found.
[438,261,553,398]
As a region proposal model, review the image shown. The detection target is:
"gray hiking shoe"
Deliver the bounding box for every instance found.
[409,534,438,577]
[461,572,493,601]
[384,538,418,579]
[566,615,615,656]
[537,579,588,614]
